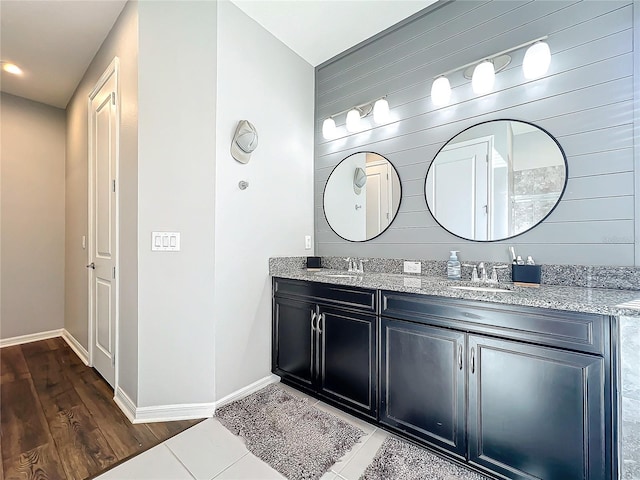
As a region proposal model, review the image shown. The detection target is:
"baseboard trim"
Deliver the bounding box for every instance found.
[61,330,89,366]
[113,374,280,424]
[114,387,215,424]
[214,374,280,410]
[0,329,64,348]
[114,387,138,423]
[133,402,217,424]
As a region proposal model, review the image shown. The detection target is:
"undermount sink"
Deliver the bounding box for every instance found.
[450,285,513,293]
[315,272,359,279]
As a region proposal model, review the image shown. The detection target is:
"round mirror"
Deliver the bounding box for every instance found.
[324,152,402,242]
[425,120,567,242]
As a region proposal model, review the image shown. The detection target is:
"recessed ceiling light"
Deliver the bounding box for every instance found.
[2,62,23,75]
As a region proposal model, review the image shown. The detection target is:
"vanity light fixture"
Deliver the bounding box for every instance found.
[429,36,549,106]
[321,96,389,139]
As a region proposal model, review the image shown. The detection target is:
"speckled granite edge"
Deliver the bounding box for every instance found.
[269,257,640,291]
[270,267,640,317]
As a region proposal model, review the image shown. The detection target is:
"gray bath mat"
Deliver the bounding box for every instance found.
[216,383,365,480]
[360,437,491,480]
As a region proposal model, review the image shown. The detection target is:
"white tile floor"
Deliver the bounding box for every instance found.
[95,384,391,480]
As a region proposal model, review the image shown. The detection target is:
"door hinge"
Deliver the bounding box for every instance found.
[111,92,116,105]
[112,179,116,192]
[113,267,116,279]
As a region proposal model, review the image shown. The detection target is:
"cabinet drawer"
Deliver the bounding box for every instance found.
[274,277,376,313]
[381,291,606,355]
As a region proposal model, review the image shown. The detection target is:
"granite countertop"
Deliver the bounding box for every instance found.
[271,268,640,318]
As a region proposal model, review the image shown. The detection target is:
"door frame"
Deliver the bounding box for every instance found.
[87,57,120,389]
[365,157,393,232]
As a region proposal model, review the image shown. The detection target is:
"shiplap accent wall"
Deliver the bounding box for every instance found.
[314,0,636,266]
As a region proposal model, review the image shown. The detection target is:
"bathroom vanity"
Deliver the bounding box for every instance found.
[272,267,640,480]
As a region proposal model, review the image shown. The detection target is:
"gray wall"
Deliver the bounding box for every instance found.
[314,0,635,266]
[1,93,66,339]
[214,1,314,401]
[136,0,217,408]
[65,0,139,400]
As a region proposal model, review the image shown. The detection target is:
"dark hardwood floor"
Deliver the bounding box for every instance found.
[0,337,202,479]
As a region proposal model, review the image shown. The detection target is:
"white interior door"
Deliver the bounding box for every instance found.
[365,162,391,238]
[88,60,118,387]
[428,141,489,240]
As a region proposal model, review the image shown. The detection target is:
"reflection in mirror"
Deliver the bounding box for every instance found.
[324,152,402,242]
[425,120,567,242]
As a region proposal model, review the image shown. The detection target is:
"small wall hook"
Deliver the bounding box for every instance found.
[238,180,249,190]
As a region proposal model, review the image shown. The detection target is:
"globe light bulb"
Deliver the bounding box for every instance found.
[322,118,336,139]
[431,76,451,106]
[523,41,551,80]
[472,60,495,95]
[346,108,362,133]
[373,98,390,124]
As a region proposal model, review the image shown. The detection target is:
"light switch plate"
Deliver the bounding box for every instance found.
[403,261,421,274]
[305,235,312,250]
[152,232,180,251]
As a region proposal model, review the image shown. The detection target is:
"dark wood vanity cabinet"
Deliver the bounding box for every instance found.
[380,291,614,480]
[466,335,606,480]
[272,280,616,479]
[380,318,466,457]
[272,278,377,418]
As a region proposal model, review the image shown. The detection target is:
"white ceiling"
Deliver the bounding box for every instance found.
[229,0,438,67]
[0,0,127,108]
[0,0,436,109]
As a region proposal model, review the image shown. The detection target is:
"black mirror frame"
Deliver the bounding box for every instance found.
[423,119,569,243]
[323,151,403,243]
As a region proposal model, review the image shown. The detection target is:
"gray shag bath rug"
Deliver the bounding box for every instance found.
[360,437,491,480]
[216,383,365,480]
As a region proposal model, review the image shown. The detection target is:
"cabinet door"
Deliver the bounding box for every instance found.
[317,306,377,418]
[380,317,466,457]
[273,297,316,389]
[468,335,606,480]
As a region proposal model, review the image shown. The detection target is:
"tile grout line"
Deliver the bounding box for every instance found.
[210,451,251,479]
[163,444,199,480]
[330,428,378,475]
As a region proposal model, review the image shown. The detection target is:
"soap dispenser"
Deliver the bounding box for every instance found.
[447,251,461,280]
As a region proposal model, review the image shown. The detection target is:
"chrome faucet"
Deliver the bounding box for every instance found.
[356,259,367,274]
[477,262,488,282]
[463,262,509,283]
[490,265,510,283]
[462,263,479,282]
[343,257,352,272]
[343,257,366,274]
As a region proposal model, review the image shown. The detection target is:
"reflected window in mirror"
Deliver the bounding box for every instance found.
[324,152,402,242]
[424,120,567,242]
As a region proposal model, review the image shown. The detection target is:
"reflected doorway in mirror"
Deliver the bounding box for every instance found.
[323,152,402,242]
